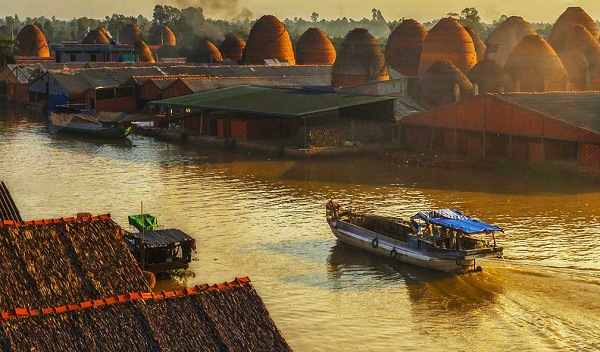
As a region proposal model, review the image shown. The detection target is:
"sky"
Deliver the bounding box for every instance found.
[2,0,600,24]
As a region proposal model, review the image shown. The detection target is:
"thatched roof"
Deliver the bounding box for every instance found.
[134,40,156,63]
[120,23,141,45]
[82,29,110,44]
[549,7,600,48]
[0,278,291,351]
[417,60,474,107]
[243,15,296,65]
[484,16,537,67]
[188,40,223,64]
[467,59,513,93]
[0,215,149,310]
[16,24,50,57]
[464,27,486,62]
[553,24,600,90]
[0,181,22,222]
[219,34,246,63]
[332,28,389,88]
[295,28,336,65]
[150,25,177,47]
[418,18,477,75]
[384,19,427,76]
[505,35,569,92]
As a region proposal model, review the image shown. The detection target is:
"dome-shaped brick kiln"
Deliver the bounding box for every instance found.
[219,34,246,63]
[418,18,477,75]
[243,15,295,65]
[484,16,537,68]
[549,7,600,48]
[295,28,336,65]
[134,40,155,63]
[97,26,112,40]
[120,23,141,45]
[464,27,486,62]
[384,19,427,76]
[505,35,569,92]
[150,25,176,47]
[331,28,389,88]
[553,24,600,90]
[82,29,110,44]
[16,24,50,57]
[189,39,223,63]
[467,59,513,93]
[417,60,474,107]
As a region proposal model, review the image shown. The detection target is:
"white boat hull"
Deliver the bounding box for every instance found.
[328,220,475,272]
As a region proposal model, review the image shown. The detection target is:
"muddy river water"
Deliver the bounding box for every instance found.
[1,108,599,351]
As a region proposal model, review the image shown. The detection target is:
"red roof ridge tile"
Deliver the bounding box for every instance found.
[0,213,111,227]
[0,277,252,320]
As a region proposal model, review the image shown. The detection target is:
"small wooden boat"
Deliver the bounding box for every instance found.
[326,201,503,272]
[50,104,132,139]
[123,214,197,275]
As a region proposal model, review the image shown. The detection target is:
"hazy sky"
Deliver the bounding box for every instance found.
[2,0,600,24]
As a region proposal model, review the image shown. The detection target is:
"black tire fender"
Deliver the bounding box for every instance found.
[371,237,379,248]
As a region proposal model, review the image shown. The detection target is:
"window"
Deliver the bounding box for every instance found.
[70,54,76,62]
[90,54,96,62]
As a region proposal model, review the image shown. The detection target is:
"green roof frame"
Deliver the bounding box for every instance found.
[147,85,396,118]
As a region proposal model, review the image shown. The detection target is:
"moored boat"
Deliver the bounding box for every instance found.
[325,201,503,272]
[123,213,197,275]
[49,104,133,139]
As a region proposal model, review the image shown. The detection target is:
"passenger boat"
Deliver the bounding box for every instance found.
[325,201,503,272]
[49,104,132,139]
[123,213,197,275]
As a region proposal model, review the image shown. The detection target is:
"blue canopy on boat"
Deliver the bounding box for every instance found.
[410,209,503,234]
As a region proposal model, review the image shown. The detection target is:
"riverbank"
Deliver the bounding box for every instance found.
[133,125,599,183]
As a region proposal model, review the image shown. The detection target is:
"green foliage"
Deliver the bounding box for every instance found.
[0,36,17,69]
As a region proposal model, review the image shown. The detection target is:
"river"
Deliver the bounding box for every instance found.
[1,107,599,351]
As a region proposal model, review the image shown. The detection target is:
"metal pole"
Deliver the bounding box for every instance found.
[140,201,145,270]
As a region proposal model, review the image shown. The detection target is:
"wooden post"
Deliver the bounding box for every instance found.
[304,118,308,148]
[140,201,145,270]
[199,110,204,135]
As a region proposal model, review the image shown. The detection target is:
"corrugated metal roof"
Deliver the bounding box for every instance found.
[0,181,22,222]
[161,64,331,77]
[149,85,395,118]
[394,96,424,118]
[45,65,332,95]
[128,228,194,248]
[496,92,600,134]
[180,76,331,93]
[51,67,168,94]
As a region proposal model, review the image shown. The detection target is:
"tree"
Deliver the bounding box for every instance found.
[458,7,483,33]
[461,7,480,24]
[153,5,182,27]
[43,20,54,42]
[311,12,319,22]
[4,16,16,38]
[0,36,17,69]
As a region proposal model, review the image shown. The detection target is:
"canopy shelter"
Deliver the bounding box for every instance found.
[411,209,503,234]
[147,85,396,119]
[146,85,396,148]
[124,228,196,274]
[128,214,158,232]
[126,228,195,248]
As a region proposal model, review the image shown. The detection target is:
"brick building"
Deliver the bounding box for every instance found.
[399,92,600,173]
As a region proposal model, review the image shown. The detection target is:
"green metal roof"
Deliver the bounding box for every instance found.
[147,85,396,118]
